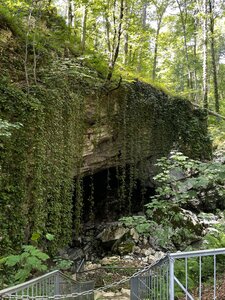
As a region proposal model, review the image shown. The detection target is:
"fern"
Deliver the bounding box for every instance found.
[0,245,49,284]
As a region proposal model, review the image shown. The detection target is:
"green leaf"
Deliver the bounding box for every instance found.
[14,268,31,282]
[31,232,41,242]
[3,255,21,267]
[26,256,41,267]
[46,233,54,241]
[34,251,49,261]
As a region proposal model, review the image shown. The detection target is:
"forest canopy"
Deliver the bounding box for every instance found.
[0,0,225,113]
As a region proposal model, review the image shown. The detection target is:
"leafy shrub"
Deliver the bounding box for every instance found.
[53,257,73,271]
[120,151,225,250]
[119,215,151,235]
[0,245,49,287]
[0,4,24,38]
[152,151,225,210]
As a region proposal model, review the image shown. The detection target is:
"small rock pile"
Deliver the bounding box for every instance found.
[94,288,130,300]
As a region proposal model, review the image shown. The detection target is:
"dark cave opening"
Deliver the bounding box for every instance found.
[73,166,156,224]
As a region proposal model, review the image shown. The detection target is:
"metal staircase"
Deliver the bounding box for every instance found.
[0,270,94,300]
[1,248,225,300]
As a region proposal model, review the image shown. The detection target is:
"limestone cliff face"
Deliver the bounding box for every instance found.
[81,81,211,179]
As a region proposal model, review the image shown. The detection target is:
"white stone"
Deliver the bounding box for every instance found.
[124,255,134,260]
[133,246,141,254]
[103,291,116,297]
[154,251,165,260]
[141,249,152,256]
[130,228,139,242]
[148,255,156,263]
[121,288,130,297]
[143,237,148,245]
[101,256,120,265]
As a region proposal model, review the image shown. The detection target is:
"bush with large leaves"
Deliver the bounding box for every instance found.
[121,151,225,250]
[0,245,49,288]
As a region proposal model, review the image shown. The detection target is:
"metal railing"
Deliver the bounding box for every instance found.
[1,248,225,300]
[169,248,225,300]
[130,256,169,300]
[130,248,225,300]
[0,270,94,300]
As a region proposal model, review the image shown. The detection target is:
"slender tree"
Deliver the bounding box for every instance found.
[209,0,219,112]
[67,0,74,28]
[81,4,88,54]
[137,0,148,72]
[176,0,193,90]
[152,0,169,80]
[202,0,208,109]
[107,0,125,80]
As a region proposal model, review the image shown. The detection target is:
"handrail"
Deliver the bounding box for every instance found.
[169,247,225,259]
[0,270,76,296]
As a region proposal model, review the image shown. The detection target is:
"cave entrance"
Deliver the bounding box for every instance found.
[74,166,155,224]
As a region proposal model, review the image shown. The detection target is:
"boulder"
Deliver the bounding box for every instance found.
[97,224,128,243]
[129,228,139,242]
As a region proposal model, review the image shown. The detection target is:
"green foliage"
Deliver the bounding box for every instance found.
[0,245,49,286]
[0,118,22,137]
[53,257,73,271]
[120,216,151,235]
[0,70,86,255]
[148,151,224,244]
[0,4,24,38]
[204,223,225,249]
[121,151,224,250]
[149,151,225,210]
[46,233,55,241]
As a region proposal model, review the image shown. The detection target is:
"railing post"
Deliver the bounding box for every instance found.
[54,272,60,296]
[130,277,138,300]
[169,256,175,300]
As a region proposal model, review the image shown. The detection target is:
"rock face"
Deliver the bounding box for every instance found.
[97,225,129,243]
[81,81,211,178]
[76,82,212,226]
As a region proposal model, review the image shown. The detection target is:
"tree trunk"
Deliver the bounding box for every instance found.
[152,18,162,81]
[142,2,147,27]
[209,0,219,113]
[123,0,129,65]
[176,0,192,90]
[94,20,99,51]
[124,32,129,65]
[81,5,88,54]
[137,2,148,72]
[105,14,111,54]
[107,0,124,81]
[202,0,208,109]
[193,12,199,103]
[67,0,74,27]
